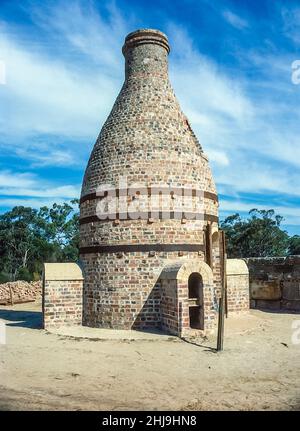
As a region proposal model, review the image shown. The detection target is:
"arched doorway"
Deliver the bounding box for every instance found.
[160,260,216,336]
[188,272,204,330]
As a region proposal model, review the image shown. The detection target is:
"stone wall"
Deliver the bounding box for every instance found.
[226,259,250,313]
[43,263,84,329]
[246,256,300,311]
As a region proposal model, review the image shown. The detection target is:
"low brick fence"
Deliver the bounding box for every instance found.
[226,259,250,313]
[245,256,300,311]
[43,263,84,329]
[42,256,300,332]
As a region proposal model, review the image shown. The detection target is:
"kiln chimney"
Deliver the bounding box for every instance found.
[122,29,170,79]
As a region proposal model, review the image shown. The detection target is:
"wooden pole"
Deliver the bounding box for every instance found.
[217,297,224,351]
[9,285,14,306]
[222,231,228,319]
[205,223,213,268]
[217,231,227,351]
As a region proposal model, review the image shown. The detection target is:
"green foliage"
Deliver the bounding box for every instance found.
[288,235,300,256]
[32,271,40,281]
[0,272,10,283]
[0,200,79,281]
[17,267,33,282]
[220,209,290,258]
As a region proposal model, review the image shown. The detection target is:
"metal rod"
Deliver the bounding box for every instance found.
[217,230,227,351]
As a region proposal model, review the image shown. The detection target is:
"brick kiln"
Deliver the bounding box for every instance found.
[79,29,223,336]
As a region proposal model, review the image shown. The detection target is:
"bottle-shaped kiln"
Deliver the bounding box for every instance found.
[80,29,220,332]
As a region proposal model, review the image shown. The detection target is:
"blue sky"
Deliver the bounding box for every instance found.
[0,0,300,234]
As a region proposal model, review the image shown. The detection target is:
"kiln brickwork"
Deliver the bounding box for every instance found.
[79,28,222,333]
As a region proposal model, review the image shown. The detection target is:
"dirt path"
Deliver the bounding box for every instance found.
[0,302,299,410]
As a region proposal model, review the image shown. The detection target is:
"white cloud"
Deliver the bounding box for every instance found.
[29,0,128,69]
[0,197,72,209]
[0,2,134,169]
[0,33,119,139]
[168,24,253,125]
[15,148,78,167]
[217,156,300,197]
[222,10,249,30]
[0,170,79,201]
[0,185,80,198]
[207,150,230,166]
[0,171,36,188]
[0,0,132,146]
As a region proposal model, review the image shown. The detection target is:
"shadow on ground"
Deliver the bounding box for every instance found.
[252,307,300,315]
[0,309,42,329]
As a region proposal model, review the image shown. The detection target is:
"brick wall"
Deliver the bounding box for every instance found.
[43,263,83,329]
[226,259,250,313]
[160,261,217,337]
[246,256,300,311]
[160,277,179,335]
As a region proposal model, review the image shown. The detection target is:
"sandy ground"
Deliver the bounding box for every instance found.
[0,301,300,411]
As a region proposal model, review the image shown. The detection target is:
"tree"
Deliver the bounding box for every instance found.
[37,199,79,262]
[220,209,289,258]
[288,235,300,255]
[0,200,79,281]
[0,206,40,280]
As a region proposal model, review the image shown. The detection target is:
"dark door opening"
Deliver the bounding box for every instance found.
[188,272,204,330]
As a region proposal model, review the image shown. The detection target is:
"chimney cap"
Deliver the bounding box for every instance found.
[122,28,170,55]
